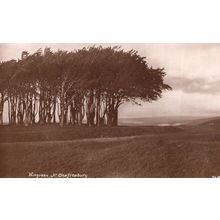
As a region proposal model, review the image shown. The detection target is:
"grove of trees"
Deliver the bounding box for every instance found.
[0,46,171,126]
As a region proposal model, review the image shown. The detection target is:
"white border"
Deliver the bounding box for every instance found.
[1,0,220,220]
[1,0,220,42]
[1,179,220,220]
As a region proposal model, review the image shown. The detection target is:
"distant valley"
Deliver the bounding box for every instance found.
[118,116,220,126]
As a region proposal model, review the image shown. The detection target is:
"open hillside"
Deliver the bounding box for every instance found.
[0,125,180,143]
[199,117,220,129]
[1,117,220,177]
[119,116,216,126]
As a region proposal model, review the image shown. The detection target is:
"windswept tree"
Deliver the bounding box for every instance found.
[0,46,171,126]
[0,62,9,125]
[0,59,18,125]
[78,46,171,126]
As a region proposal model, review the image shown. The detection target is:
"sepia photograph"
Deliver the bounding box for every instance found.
[0,43,220,178]
[2,1,220,220]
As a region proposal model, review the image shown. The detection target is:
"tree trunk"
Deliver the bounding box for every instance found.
[53,96,56,123]
[96,91,101,126]
[0,97,4,125]
[112,108,118,126]
[60,99,64,127]
[8,98,11,124]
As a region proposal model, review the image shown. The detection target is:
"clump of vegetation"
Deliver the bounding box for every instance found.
[157,136,165,146]
[0,46,171,126]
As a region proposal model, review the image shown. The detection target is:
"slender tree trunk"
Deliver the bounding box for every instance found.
[8,98,11,125]
[60,100,64,127]
[0,102,4,125]
[96,94,100,126]
[60,95,65,127]
[0,94,5,125]
[53,96,56,123]
[112,108,118,126]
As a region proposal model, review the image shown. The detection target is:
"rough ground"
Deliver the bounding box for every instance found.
[0,124,220,177]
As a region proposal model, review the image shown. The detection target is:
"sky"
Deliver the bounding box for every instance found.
[1,43,220,118]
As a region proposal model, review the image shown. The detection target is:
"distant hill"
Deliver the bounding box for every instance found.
[119,116,219,127]
[198,117,220,129]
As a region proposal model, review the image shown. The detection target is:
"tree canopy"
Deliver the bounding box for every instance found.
[0,46,171,126]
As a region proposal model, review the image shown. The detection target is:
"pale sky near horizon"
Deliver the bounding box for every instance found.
[1,43,220,119]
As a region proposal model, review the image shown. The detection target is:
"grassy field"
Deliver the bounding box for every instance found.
[0,124,180,143]
[0,123,220,177]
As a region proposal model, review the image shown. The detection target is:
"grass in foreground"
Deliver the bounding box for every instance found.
[0,124,181,143]
[0,125,220,177]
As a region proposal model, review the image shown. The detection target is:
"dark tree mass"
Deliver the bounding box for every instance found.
[0,46,171,126]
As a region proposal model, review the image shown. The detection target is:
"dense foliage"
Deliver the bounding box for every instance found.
[0,46,171,126]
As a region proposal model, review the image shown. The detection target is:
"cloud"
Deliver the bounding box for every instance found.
[166,76,220,94]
